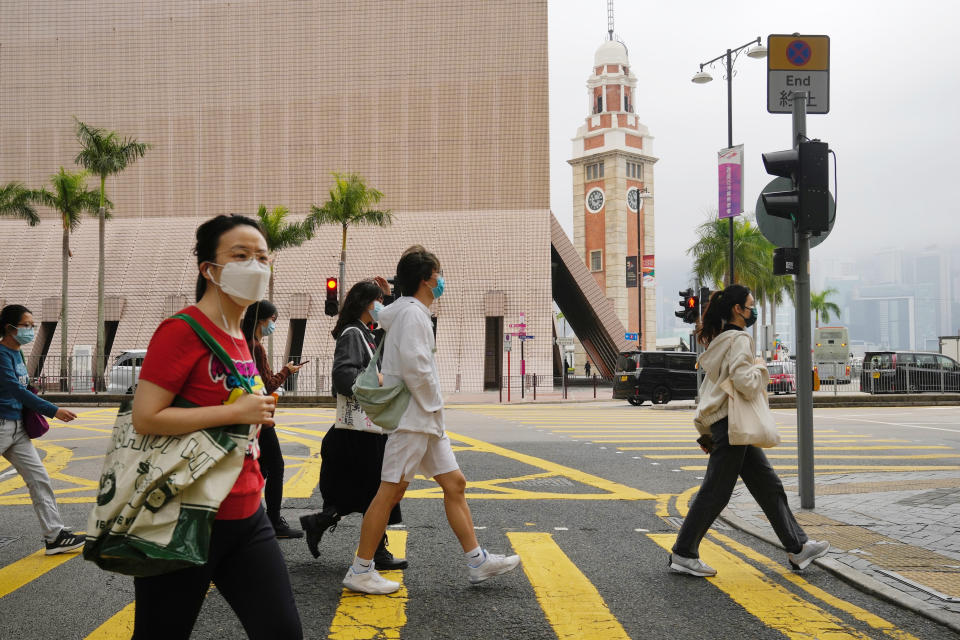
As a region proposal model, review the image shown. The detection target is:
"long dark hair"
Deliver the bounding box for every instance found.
[193,214,264,302]
[242,299,278,353]
[332,280,382,338]
[696,284,751,347]
[1,304,30,337]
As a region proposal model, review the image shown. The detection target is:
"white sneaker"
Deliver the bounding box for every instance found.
[343,566,400,594]
[468,550,522,585]
[669,554,717,577]
[788,540,830,571]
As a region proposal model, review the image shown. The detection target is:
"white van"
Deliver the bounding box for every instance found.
[107,350,147,394]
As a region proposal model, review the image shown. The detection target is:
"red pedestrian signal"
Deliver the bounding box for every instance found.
[324,277,339,316]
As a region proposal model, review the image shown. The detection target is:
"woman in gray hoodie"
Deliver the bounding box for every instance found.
[669,284,830,577]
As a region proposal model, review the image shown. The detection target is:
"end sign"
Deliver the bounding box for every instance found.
[767,34,829,114]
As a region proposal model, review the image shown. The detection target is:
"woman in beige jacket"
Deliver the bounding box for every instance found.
[669,284,830,577]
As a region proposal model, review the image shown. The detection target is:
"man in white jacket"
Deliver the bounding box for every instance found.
[343,246,521,595]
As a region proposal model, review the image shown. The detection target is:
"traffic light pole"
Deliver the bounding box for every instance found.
[791,91,815,509]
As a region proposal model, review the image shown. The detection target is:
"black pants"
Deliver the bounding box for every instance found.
[132,507,302,640]
[672,418,807,559]
[258,426,284,523]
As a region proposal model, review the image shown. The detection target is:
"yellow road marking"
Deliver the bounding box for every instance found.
[403,432,654,501]
[625,445,952,451]
[648,534,873,639]
[647,454,960,460]
[679,465,960,473]
[710,533,920,640]
[507,532,630,640]
[328,530,408,639]
[0,549,79,599]
[85,603,135,639]
[272,430,324,498]
[0,445,72,497]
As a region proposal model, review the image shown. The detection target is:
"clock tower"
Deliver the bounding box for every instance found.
[569,30,658,352]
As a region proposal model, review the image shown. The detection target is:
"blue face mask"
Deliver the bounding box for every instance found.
[262,321,276,337]
[431,275,445,299]
[9,325,35,345]
[371,301,384,322]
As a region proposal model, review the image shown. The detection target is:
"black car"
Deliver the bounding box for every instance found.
[613,351,698,405]
[861,351,960,394]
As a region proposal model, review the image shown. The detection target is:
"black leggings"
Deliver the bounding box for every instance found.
[132,507,302,640]
[258,425,285,522]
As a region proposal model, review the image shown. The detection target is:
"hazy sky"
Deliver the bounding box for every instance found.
[548,0,960,276]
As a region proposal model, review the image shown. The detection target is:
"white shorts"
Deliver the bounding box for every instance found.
[381,431,460,483]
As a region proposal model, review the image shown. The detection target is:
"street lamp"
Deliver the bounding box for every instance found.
[692,37,766,286]
[635,188,652,350]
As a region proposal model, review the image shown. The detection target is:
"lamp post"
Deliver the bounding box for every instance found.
[692,37,767,286]
[635,187,652,350]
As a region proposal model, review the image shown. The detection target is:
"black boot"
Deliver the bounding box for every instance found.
[299,509,339,559]
[271,515,304,539]
[374,533,408,570]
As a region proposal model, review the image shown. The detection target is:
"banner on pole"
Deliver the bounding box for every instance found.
[642,255,655,288]
[625,256,638,288]
[718,145,744,219]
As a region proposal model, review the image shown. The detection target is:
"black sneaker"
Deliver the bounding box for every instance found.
[373,533,408,570]
[272,516,304,539]
[299,511,339,558]
[45,529,85,555]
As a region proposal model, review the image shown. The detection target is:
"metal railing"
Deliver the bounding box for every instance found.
[24,353,332,396]
[861,362,960,395]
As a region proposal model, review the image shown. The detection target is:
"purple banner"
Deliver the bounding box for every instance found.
[718,145,744,220]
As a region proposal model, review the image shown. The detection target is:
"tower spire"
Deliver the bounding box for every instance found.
[607,0,615,40]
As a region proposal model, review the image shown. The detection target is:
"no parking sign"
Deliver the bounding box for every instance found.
[767,34,830,114]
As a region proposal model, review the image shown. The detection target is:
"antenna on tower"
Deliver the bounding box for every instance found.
[607,0,615,40]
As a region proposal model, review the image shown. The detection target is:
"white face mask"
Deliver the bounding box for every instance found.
[208,259,270,307]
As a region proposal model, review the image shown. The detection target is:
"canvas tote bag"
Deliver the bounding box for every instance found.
[719,376,781,448]
[84,313,258,577]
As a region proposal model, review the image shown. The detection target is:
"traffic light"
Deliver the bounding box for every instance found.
[324,277,339,316]
[675,289,698,324]
[761,140,830,235]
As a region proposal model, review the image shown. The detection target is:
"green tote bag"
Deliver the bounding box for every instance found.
[351,335,411,432]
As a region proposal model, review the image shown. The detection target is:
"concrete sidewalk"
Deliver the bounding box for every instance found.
[722,471,960,632]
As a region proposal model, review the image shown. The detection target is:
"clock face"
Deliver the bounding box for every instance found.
[627,187,639,212]
[586,188,605,213]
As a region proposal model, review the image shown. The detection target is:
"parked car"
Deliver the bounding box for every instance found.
[106,350,147,394]
[861,351,960,394]
[613,351,698,405]
[766,361,796,394]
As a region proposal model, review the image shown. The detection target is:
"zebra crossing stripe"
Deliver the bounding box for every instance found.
[327,530,408,639]
[507,532,630,640]
[648,534,875,639]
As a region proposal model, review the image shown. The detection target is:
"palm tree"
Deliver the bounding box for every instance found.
[255,204,315,357]
[308,173,392,304]
[810,288,841,328]
[74,118,150,389]
[688,215,771,292]
[0,182,41,225]
[35,169,103,390]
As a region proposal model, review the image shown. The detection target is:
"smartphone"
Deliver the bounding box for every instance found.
[298,360,310,366]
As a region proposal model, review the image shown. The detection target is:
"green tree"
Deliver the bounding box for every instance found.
[308,173,392,304]
[74,118,150,389]
[0,182,41,225]
[255,204,315,357]
[35,169,104,390]
[687,215,771,292]
[810,287,841,328]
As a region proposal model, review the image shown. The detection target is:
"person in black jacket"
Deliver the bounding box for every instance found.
[299,278,406,569]
[243,299,306,538]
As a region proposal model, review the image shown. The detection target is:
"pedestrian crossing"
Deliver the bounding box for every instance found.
[0,526,922,639]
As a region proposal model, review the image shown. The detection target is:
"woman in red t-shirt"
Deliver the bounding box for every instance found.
[130,215,302,640]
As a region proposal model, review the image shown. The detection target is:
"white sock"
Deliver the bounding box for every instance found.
[465,546,485,567]
[352,555,373,573]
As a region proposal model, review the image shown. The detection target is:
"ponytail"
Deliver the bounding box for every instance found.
[695,284,751,347]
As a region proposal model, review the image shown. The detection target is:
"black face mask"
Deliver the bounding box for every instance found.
[742,306,758,328]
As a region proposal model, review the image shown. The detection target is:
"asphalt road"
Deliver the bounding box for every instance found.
[1,402,957,639]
